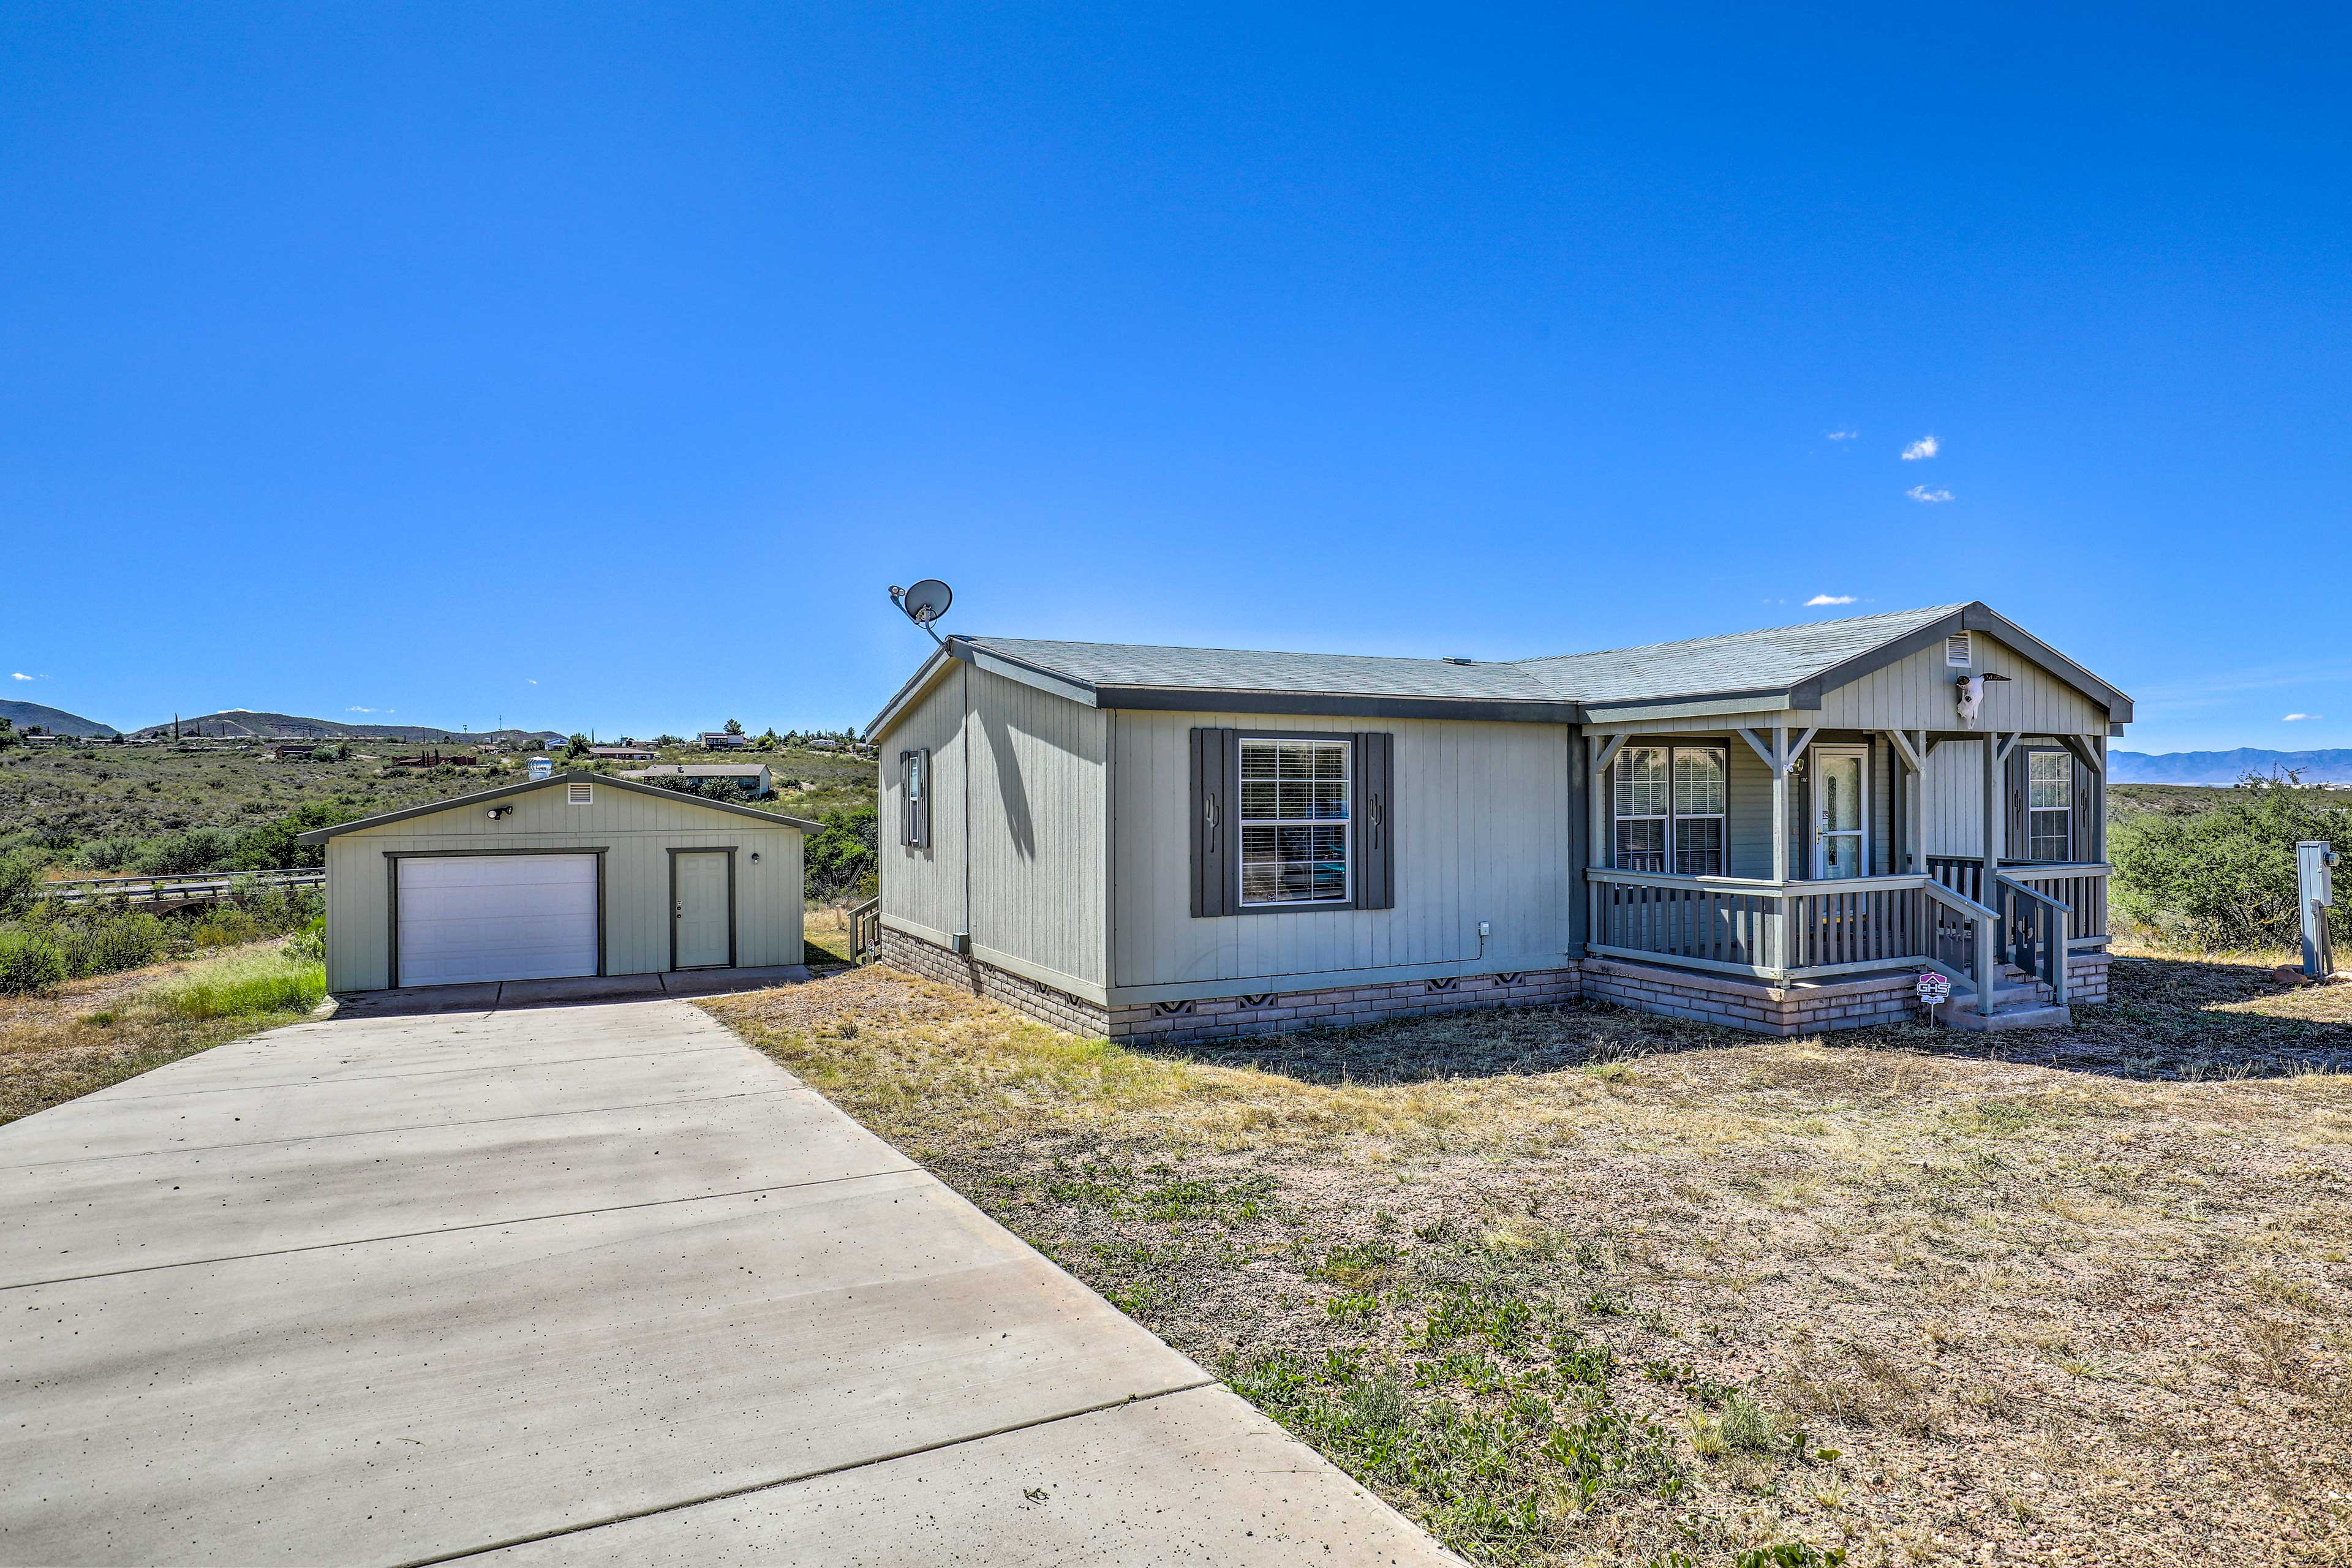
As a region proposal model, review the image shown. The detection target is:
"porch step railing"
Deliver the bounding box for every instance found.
[1586,869,2011,1011]
[847,897,882,964]
[1926,858,2109,949]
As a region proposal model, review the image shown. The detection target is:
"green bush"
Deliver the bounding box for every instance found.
[0,929,69,994]
[2110,778,2352,953]
[60,910,167,977]
[230,801,362,870]
[0,851,45,919]
[154,947,326,1020]
[133,827,239,876]
[805,802,878,899]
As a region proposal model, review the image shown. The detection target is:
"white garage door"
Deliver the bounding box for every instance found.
[396,855,598,987]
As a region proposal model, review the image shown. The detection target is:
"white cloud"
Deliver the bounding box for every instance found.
[345,705,394,714]
[1806,594,1858,606]
[1902,435,1939,461]
[8,673,30,681]
[1906,485,1953,503]
[2285,713,2321,722]
[1826,430,1858,441]
[527,679,538,686]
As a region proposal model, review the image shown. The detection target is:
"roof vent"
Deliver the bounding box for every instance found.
[1441,656,1475,666]
[1944,632,1972,668]
[567,782,592,805]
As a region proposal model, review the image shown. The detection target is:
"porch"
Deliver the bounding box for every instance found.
[1583,721,2113,1025]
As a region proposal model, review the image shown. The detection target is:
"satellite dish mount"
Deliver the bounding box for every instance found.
[889,579,954,646]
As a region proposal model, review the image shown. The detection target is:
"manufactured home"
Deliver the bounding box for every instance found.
[865,603,2130,1041]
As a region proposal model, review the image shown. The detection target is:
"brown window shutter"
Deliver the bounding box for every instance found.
[2072,750,2097,863]
[1189,728,1237,917]
[1352,731,1396,910]
[2004,744,2028,864]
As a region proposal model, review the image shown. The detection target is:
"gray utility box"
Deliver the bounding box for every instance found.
[2299,840,2337,979]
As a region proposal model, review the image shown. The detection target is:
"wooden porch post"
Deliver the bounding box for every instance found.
[1588,733,1626,952]
[1770,726,1789,883]
[1885,729,1925,873]
[1980,731,2002,889]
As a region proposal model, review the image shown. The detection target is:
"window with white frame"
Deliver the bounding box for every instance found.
[1239,737,1350,905]
[900,748,931,848]
[1613,744,1727,875]
[2027,750,2071,861]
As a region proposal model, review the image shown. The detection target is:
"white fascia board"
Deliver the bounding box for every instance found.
[962,644,1101,709]
[1581,691,1797,725]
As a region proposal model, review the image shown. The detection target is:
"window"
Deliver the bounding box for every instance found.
[1613,745,1726,875]
[2027,750,2071,861]
[900,748,931,848]
[1238,737,1349,905]
[1945,631,1972,667]
[566,782,592,805]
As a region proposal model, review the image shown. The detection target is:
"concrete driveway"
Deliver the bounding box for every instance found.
[0,994,1454,1566]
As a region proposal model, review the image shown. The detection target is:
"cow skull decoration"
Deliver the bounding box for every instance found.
[1954,671,2011,728]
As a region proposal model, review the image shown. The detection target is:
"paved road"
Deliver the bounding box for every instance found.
[0,995,1455,1566]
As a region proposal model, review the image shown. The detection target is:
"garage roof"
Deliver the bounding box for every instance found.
[294,771,823,843]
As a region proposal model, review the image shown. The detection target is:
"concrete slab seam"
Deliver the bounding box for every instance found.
[0,1165,921,1293]
[398,1378,1225,1568]
[91,1042,759,1102]
[0,1085,820,1174]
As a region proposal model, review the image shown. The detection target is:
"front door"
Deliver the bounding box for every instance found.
[1811,747,1868,880]
[672,851,733,970]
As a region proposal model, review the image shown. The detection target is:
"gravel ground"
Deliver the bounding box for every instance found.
[709,956,2352,1567]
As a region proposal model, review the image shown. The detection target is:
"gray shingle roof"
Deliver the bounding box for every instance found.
[965,638,1566,703]
[1510,603,1967,703]
[872,601,2130,734]
[965,605,1967,707]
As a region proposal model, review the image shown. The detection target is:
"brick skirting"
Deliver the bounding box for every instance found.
[878,924,2115,1045]
[877,927,1111,1038]
[1108,967,1583,1046]
[1581,957,1924,1036]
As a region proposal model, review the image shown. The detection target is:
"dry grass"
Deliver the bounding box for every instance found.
[0,943,323,1125]
[708,959,2352,1567]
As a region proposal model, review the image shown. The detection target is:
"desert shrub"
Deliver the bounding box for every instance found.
[805,802,878,899]
[132,827,239,876]
[0,929,69,994]
[643,774,752,801]
[284,915,326,966]
[154,946,326,1020]
[230,801,361,870]
[0,850,45,919]
[75,836,146,873]
[2110,778,2352,952]
[59,910,167,977]
[191,902,262,949]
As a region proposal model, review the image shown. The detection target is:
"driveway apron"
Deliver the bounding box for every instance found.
[0,995,1455,1566]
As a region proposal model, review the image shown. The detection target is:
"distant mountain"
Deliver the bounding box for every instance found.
[0,699,120,737]
[2112,748,2352,786]
[128,710,567,747]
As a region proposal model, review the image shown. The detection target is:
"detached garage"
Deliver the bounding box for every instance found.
[298,771,818,994]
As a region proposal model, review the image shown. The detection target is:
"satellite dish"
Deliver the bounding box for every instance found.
[897,579,952,625]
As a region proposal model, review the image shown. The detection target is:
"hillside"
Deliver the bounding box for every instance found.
[129,710,565,745]
[0,700,120,738]
[2112,747,2352,785]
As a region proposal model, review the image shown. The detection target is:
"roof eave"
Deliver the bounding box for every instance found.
[294,770,822,842]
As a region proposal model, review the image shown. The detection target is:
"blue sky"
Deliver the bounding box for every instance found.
[3,5,2345,750]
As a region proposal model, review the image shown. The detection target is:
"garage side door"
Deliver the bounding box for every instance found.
[396,855,598,987]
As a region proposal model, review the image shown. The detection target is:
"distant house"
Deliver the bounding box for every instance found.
[590,746,658,761]
[270,742,318,761]
[701,732,752,750]
[805,738,840,752]
[622,763,771,798]
[868,602,2132,1044]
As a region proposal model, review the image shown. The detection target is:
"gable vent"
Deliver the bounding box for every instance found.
[1944,632,1972,668]
[567,782,592,805]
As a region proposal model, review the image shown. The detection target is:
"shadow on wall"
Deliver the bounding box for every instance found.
[982,702,1036,861]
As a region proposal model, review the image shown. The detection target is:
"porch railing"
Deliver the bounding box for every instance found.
[847,897,882,964]
[1585,869,2012,1014]
[1925,858,2109,949]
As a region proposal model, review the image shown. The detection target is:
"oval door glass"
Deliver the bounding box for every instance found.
[1816,752,1866,879]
